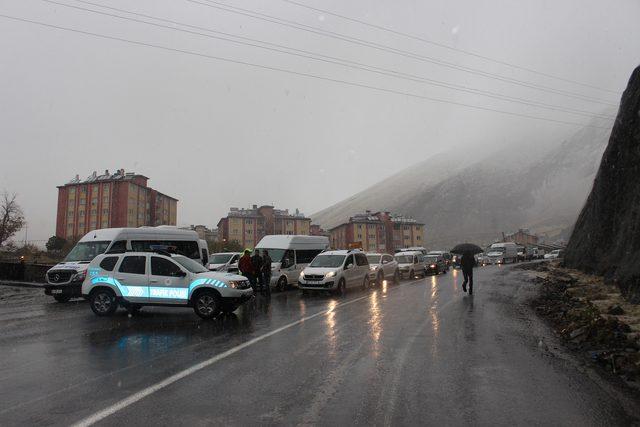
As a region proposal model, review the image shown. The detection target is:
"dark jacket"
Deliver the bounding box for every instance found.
[239,254,253,275]
[262,254,273,274]
[460,253,476,271]
[251,254,263,272]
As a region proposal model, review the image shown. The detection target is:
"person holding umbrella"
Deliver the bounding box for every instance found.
[451,243,482,295]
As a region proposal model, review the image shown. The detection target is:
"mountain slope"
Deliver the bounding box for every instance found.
[565,66,640,302]
[312,117,612,247]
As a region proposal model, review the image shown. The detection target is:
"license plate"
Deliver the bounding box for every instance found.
[51,289,63,294]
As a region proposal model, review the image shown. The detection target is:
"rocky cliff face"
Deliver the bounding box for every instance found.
[312,116,611,248]
[565,66,640,302]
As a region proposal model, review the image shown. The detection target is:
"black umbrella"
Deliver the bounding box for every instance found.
[450,243,483,255]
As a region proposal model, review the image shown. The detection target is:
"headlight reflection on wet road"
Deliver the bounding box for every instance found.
[368,290,382,357]
[429,276,440,338]
[325,300,338,356]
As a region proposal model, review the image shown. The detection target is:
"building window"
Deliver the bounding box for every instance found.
[79,198,86,205]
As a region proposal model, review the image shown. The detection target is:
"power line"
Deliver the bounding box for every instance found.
[282,0,621,95]
[44,0,614,121]
[186,0,619,107]
[0,13,613,130]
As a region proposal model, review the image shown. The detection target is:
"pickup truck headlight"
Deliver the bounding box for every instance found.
[228,280,249,289]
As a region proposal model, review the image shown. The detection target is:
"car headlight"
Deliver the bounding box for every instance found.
[325,271,336,278]
[299,271,305,279]
[227,281,239,289]
[430,264,436,268]
[370,266,376,270]
[74,270,86,281]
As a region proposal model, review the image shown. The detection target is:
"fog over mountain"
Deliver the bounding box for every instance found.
[312,112,613,248]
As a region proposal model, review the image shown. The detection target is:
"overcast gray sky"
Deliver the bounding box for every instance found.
[1,0,639,244]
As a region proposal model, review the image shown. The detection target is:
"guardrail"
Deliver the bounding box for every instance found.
[0,262,54,283]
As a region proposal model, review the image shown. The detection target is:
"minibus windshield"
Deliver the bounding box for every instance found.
[64,241,111,262]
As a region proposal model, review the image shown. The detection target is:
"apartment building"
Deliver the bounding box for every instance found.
[55,169,178,240]
[217,205,311,248]
[329,211,425,252]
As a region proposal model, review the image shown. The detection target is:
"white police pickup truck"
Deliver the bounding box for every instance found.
[82,252,253,319]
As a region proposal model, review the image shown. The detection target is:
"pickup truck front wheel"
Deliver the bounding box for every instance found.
[193,290,221,319]
[89,288,117,317]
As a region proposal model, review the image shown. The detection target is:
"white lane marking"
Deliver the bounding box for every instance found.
[72,289,389,427]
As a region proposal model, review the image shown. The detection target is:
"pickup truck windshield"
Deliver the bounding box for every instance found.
[173,256,208,273]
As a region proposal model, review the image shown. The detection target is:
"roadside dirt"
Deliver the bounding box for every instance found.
[519,262,640,388]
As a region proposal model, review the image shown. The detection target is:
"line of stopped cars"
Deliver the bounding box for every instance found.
[49,228,550,320]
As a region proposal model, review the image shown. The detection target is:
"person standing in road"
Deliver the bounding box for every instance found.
[251,249,263,290]
[262,249,272,296]
[460,252,476,295]
[239,249,255,286]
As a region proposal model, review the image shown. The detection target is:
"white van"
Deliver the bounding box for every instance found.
[486,242,519,264]
[255,235,330,291]
[44,227,208,302]
[395,250,428,279]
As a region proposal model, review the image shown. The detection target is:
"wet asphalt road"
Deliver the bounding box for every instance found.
[0,266,637,426]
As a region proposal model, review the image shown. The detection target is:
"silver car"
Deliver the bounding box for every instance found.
[366,253,401,286]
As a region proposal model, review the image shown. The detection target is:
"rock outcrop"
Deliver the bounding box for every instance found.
[565,65,640,302]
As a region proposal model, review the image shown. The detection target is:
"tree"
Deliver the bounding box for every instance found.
[0,192,25,247]
[46,235,67,252]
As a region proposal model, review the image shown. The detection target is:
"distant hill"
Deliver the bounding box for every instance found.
[312,115,613,248]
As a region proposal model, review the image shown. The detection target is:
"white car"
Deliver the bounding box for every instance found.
[395,251,427,279]
[544,249,565,260]
[366,253,400,286]
[82,251,253,319]
[207,252,241,273]
[298,250,371,295]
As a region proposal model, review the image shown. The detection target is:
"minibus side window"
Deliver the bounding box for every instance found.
[106,240,126,254]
